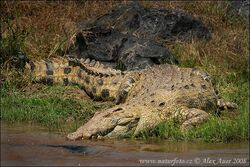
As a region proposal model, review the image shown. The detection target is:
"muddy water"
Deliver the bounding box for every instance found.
[1,123,249,166]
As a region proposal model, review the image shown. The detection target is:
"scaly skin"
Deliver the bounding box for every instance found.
[25,56,237,140]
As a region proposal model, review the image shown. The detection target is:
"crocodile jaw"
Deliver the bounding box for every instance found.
[67,106,140,140]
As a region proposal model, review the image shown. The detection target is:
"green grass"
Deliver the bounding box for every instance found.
[0,84,113,133]
[136,120,183,141]
[186,103,249,142]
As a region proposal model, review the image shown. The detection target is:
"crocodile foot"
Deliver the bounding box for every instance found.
[178,108,210,131]
[217,99,238,110]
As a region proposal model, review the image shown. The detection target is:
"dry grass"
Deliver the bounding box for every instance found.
[2,1,248,75]
[1,1,119,59]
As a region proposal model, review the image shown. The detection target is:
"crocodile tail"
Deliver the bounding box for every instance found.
[25,56,132,101]
[25,56,79,85]
[25,55,124,85]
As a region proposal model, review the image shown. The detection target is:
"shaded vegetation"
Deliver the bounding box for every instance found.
[0,1,249,142]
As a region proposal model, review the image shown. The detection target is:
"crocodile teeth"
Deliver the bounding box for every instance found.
[84,58,90,64]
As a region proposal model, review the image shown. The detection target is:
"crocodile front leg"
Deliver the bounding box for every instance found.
[173,107,210,131]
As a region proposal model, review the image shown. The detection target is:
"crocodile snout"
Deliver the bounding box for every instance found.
[67,106,140,140]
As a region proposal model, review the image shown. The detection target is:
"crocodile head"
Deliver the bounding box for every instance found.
[67,106,140,140]
[67,102,170,140]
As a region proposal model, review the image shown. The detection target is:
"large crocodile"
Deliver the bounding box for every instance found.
[25,56,237,140]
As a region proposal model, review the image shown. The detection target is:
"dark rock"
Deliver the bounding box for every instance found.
[228,0,249,24]
[82,2,211,42]
[74,27,177,71]
[69,2,211,71]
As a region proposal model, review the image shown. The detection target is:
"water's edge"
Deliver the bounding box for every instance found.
[1,122,249,166]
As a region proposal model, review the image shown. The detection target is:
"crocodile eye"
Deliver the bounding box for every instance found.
[159,102,165,107]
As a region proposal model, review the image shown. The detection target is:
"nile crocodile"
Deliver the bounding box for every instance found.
[25,56,237,140]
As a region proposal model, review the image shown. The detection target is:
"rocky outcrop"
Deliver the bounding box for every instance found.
[82,2,211,42]
[228,0,249,23]
[69,2,211,71]
[73,27,178,71]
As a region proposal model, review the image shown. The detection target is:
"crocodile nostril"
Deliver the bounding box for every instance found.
[159,102,165,107]
[151,100,155,103]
